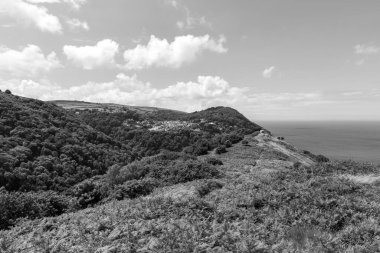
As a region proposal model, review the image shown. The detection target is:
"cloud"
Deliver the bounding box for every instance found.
[25,0,87,10]
[123,35,227,70]
[0,75,245,112]
[7,75,365,120]
[63,39,119,70]
[163,0,179,8]
[3,76,380,121]
[66,18,89,30]
[176,8,212,30]
[0,44,61,77]
[262,66,276,79]
[0,0,62,33]
[163,0,211,30]
[354,44,379,55]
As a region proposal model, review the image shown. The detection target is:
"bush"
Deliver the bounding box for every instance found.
[242,139,249,145]
[303,150,312,155]
[0,190,76,230]
[70,177,109,208]
[205,157,223,166]
[4,89,11,95]
[111,178,158,200]
[106,152,220,192]
[148,160,220,185]
[225,140,232,148]
[316,154,330,163]
[196,180,224,197]
[215,145,227,154]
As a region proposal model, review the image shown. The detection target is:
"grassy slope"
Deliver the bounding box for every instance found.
[2,133,380,252]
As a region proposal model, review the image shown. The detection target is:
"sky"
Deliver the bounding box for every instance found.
[0,0,380,121]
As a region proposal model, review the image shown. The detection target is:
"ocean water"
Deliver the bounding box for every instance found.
[257,121,380,164]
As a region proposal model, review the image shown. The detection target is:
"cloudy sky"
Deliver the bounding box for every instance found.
[1,0,380,121]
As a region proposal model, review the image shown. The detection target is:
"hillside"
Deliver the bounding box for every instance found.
[52,101,262,158]
[3,93,380,252]
[0,93,132,193]
[0,92,263,230]
[2,131,380,252]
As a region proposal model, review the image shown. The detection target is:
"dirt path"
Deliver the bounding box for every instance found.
[255,133,315,166]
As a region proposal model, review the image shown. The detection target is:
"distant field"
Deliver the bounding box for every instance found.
[50,100,186,114]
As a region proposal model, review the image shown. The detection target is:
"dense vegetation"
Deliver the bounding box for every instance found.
[0,93,133,192]
[77,107,261,158]
[2,159,380,252]
[1,92,252,229]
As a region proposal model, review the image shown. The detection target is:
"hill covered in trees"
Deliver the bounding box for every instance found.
[0,92,262,230]
[0,92,133,192]
[5,92,380,252]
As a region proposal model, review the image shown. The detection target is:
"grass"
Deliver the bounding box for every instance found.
[1,134,380,252]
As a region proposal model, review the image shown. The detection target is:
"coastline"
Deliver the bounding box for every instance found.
[257,121,380,164]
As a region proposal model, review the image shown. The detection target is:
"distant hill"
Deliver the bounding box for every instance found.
[188,106,262,133]
[51,100,262,158]
[50,100,187,116]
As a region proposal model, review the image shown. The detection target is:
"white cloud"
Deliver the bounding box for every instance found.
[176,8,212,30]
[123,34,227,70]
[163,0,211,30]
[7,76,364,120]
[0,0,62,33]
[0,75,245,112]
[354,44,379,55]
[63,39,119,70]
[66,18,89,30]
[25,0,60,3]
[163,0,179,8]
[25,0,87,10]
[62,0,87,9]
[0,44,61,77]
[262,66,276,79]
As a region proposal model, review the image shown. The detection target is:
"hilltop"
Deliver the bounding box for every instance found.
[1,92,380,252]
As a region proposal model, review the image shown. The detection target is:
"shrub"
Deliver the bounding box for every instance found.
[70,177,109,208]
[148,159,220,185]
[196,180,224,197]
[303,150,312,155]
[4,89,11,95]
[111,178,158,200]
[225,140,232,148]
[0,190,76,230]
[242,139,249,145]
[192,141,210,156]
[316,154,330,163]
[215,145,227,154]
[106,164,123,186]
[205,157,223,166]
[106,152,219,191]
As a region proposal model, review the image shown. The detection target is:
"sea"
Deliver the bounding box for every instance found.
[257,121,380,165]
